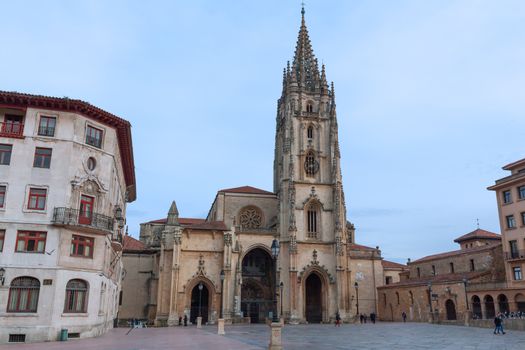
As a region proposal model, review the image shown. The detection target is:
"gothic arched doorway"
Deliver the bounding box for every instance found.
[484,295,495,319]
[445,299,457,320]
[190,282,209,324]
[241,248,274,323]
[305,273,322,323]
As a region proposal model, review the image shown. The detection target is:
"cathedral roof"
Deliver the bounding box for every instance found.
[147,217,205,225]
[218,185,275,196]
[411,243,501,264]
[122,235,148,252]
[347,243,377,251]
[382,260,408,270]
[187,221,228,231]
[377,270,491,289]
[453,228,501,243]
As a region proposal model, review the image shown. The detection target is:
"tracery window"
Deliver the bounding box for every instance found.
[307,202,319,238]
[304,151,319,176]
[239,206,263,229]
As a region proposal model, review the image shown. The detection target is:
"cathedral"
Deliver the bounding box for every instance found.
[120,7,392,325]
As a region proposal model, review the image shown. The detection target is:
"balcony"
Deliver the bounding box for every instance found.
[52,207,114,234]
[505,250,525,261]
[0,122,24,138]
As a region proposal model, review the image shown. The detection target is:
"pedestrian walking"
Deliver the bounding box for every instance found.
[370,313,376,324]
[184,314,188,327]
[402,311,407,323]
[494,313,505,335]
[335,312,341,327]
[364,314,367,323]
[360,314,364,324]
[178,316,182,326]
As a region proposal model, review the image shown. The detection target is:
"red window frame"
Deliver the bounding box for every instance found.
[15,231,47,253]
[7,277,40,313]
[79,195,94,225]
[38,116,56,137]
[0,185,5,208]
[64,279,89,313]
[0,229,5,252]
[27,188,47,210]
[33,147,52,168]
[86,125,103,148]
[70,235,94,258]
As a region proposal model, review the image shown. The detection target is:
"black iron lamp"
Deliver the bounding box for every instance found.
[354,282,359,314]
[220,270,225,319]
[462,277,469,310]
[271,238,280,323]
[198,282,204,318]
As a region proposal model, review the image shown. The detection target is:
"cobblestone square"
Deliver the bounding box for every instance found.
[1,323,524,350]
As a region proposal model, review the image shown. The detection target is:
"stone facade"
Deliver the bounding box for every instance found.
[0,92,136,343]
[119,9,401,326]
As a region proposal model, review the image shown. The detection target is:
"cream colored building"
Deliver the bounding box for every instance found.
[120,9,394,326]
[0,91,136,343]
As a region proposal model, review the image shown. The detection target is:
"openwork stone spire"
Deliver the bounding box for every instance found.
[291,5,320,91]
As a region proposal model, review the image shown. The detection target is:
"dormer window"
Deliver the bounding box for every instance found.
[307,126,314,139]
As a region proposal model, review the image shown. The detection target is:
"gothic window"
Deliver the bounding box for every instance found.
[306,103,313,113]
[304,151,319,176]
[306,202,319,238]
[307,126,314,139]
[239,206,263,229]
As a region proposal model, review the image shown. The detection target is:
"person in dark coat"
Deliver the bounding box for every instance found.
[178,316,182,326]
[335,312,341,327]
[183,314,188,327]
[402,311,407,323]
[359,314,364,324]
[494,314,505,334]
[370,313,376,324]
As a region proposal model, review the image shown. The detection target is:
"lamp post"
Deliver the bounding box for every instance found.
[427,282,434,322]
[269,238,282,350]
[197,282,203,328]
[218,270,225,335]
[354,282,359,315]
[279,281,284,319]
[462,278,469,310]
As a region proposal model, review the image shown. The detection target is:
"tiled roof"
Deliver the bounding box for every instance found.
[378,271,490,288]
[147,217,206,225]
[347,243,377,251]
[382,260,408,270]
[454,229,501,243]
[123,235,147,252]
[219,186,275,195]
[187,221,228,231]
[0,91,136,201]
[411,243,500,264]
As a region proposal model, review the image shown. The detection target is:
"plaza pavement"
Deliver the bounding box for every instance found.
[1,322,524,350]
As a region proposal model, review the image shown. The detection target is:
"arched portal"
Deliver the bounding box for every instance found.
[445,299,457,320]
[241,248,274,323]
[471,295,482,319]
[190,283,209,324]
[515,293,525,312]
[497,294,509,313]
[484,295,495,319]
[305,273,322,323]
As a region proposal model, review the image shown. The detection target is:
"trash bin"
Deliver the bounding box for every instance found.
[59,329,68,341]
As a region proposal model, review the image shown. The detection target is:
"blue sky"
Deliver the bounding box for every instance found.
[2,1,524,263]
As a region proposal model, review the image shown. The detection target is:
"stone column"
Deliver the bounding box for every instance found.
[168,230,182,326]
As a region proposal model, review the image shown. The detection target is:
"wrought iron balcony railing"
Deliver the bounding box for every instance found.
[505,250,525,261]
[0,122,24,138]
[52,207,114,233]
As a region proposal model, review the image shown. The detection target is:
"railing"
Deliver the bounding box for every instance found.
[505,250,525,260]
[0,122,24,138]
[52,207,114,233]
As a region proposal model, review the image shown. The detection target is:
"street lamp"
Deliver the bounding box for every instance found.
[220,270,225,319]
[0,267,5,286]
[462,278,469,310]
[354,282,359,315]
[198,282,203,318]
[271,239,280,323]
[279,281,284,318]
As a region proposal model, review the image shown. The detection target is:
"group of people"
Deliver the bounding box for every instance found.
[178,315,188,326]
[493,313,506,335]
[333,312,377,326]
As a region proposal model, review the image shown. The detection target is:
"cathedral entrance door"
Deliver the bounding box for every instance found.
[190,283,209,325]
[445,299,457,320]
[241,248,274,323]
[305,273,322,323]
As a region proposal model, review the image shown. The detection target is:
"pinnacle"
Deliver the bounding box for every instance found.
[291,5,320,91]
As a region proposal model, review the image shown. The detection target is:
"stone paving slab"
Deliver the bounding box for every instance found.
[1,322,524,350]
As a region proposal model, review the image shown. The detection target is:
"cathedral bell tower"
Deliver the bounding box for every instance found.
[274,6,351,323]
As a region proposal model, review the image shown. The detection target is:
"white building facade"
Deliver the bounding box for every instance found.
[0,91,136,343]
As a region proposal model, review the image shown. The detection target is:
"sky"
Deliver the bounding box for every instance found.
[1,1,524,263]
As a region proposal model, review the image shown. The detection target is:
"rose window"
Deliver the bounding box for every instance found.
[240,207,263,229]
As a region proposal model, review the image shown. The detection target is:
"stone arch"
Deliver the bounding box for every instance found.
[471,295,482,318]
[240,243,272,262]
[238,205,264,230]
[484,295,495,319]
[445,299,457,320]
[515,293,525,312]
[497,294,509,313]
[302,269,328,323]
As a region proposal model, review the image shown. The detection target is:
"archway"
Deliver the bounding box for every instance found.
[471,295,482,319]
[445,299,457,320]
[241,248,274,323]
[515,293,525,312]
[484,295,495,319]
[305,273,322,323]
[497,294,509,313]
[190,283,209,324]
